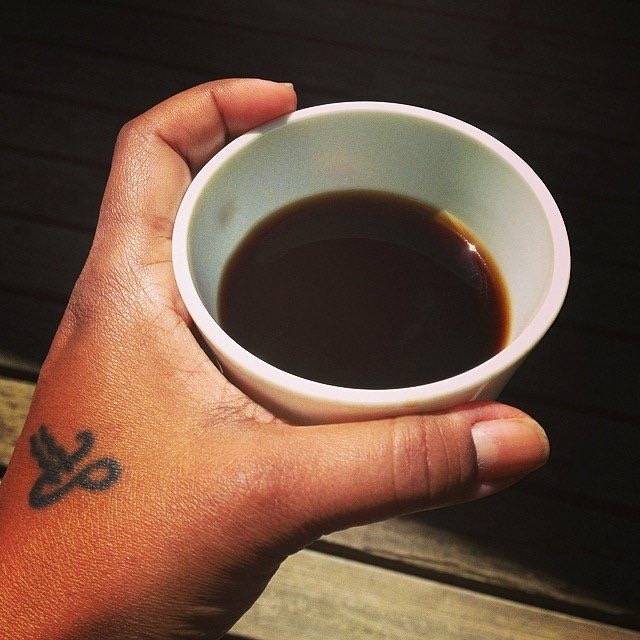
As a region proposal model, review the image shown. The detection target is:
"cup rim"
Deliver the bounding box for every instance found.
[172,101,571,409]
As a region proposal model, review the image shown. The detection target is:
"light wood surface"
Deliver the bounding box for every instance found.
[232,550,639,640]
[0,376,32,467]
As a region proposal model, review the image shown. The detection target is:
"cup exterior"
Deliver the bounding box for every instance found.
[173,102,570,424]
[205,339,525,424]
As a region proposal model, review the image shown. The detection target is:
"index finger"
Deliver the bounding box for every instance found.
[93,78,297,266]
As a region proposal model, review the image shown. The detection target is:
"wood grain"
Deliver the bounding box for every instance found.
[231,549,640,640]
[0,377,32,467]
[321,498,640,627]
[0,216,91,303]
[0,291,64,372]
[0,148,105,232]
[503,397,640,513]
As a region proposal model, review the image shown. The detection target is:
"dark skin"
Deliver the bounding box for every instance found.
[0,79,548,639]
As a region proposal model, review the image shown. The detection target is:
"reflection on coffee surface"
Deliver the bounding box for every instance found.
[218,190,509,389]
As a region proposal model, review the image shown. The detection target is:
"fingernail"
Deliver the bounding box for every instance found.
[472,418,549,482]
[279,82,295,90]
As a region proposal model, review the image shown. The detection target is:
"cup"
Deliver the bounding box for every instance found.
[172,102,570,424]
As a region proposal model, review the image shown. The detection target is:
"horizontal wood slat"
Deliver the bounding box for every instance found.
[0,377,33,467]
[231,549,640,639]
[322,496,640,628]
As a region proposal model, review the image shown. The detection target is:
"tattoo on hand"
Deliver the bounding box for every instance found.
[28,425,122,509]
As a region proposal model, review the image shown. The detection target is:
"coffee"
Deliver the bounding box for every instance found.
[218,190,509,389]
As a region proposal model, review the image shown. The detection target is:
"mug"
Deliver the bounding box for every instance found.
[172,102,570,424]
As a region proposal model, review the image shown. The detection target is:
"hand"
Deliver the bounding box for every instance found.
[0,79,549,639]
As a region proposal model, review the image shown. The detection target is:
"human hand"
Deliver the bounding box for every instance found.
[0,79,549,639]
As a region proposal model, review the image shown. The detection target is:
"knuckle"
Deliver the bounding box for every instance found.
[390,416,431,504]
[64,260,140,333]
[116,114,154,150]
[391,415,476,507]
[210,429,313,554]
[218,451,293,545]
[227,458,285,514]
[212,428,290,519]
[112,117,159,184]
[63,266,111,329]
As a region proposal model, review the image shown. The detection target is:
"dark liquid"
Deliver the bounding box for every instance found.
[218,190,509,389]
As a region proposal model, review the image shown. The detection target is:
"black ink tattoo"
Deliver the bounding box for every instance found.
[29,425,121,509]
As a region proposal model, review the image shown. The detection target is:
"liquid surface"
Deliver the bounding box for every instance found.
[218,190,509,389]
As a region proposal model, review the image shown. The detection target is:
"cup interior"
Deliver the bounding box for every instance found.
[187,104,561,357]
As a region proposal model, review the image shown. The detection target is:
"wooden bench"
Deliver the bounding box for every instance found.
[1,374,638,639]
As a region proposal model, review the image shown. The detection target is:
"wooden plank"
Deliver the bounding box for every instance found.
[518,0,640,40]
[555,194,638,269]
[0,290,64,369]
[0,37,205,117]
[506,325,639,420]
[0,352,40,381]
[501,397,640,513]
[0,94,120,169]
[82,0,639,91]
[558,260,639,337]
[322,488,640,627]
[232,549,640,639]
[3,2,639,205]
[0,216,90,302]
[3,3,637,146]
[0,376,33,467]
[0,148,105,231]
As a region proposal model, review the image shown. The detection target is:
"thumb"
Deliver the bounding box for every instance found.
[265,402,549,544]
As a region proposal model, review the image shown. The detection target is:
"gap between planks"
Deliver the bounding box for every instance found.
[230,549,640,640]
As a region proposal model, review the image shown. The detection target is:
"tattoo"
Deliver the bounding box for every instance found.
[28,425,121,509]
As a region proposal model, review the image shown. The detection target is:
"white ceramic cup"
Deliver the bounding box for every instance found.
[172,102,570,424]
